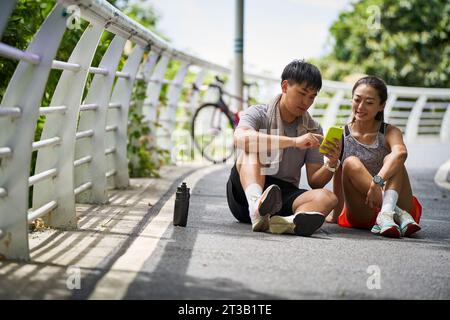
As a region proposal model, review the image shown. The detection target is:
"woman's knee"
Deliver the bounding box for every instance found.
[342,156,364,174]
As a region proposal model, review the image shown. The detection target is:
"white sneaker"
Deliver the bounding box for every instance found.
[269,212,325,237]
[250,184,282,232]
[373,211,401,238]
[394,206,421,237]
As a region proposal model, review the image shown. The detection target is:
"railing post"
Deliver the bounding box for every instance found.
[383,93,397,123]
[405,95,427,142]
[0,0,17,38]
[188,69,206,113]
[440,103,450,142]
[32,24,103,229]
[107,45,145,189]
[133,50,159,116]
[142,53,170,140]
[0,4,67,260]
[157,61,189,152]
[74,35,126,204]
[323,90,345,130]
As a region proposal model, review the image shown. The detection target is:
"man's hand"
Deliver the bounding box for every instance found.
[320,138,342,167]
[366,182,383,209]
[293,133,323,149]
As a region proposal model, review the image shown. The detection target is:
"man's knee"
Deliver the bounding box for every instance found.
[318,189,338,208]
[293,189,338,212]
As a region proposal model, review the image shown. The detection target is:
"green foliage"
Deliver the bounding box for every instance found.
[1,0,174,190]
[317,0,450,87]
[127,78,170,178]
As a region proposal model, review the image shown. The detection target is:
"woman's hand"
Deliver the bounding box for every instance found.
[366,182,383,209]
[320,138,342,167]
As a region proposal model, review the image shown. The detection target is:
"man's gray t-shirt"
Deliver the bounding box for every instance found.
[237,104,324,187]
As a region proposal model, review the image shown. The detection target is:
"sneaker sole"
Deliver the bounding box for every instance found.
[252,185,282,232]
[258,185,282,217]
[380,225,401,238]
[270,213,325,236]
[402,223,421,237]
[371,225,381,234]
[269,215,295,234]
[293,213,325,237]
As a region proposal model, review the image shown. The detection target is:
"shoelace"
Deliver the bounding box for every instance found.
[249,195,260,204]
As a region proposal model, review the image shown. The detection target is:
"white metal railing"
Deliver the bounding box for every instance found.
[0,0,449,261]
[260,78,450,142]
[0,0,234,261]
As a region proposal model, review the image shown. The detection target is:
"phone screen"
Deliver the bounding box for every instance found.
[319,126,343,154]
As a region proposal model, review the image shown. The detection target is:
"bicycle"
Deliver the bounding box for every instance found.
[190,76,257,163]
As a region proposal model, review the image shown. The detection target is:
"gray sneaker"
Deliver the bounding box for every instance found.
[394,206,421,237]
[269,212,325,237]
[375,211,401,238]
[251,184,282,232]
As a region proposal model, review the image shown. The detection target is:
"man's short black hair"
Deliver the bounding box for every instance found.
[281,59,322,91]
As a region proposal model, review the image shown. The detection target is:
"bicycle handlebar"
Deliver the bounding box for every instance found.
[191,79,256,104]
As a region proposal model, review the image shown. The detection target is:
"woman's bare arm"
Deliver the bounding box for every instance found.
[377,125,408,181]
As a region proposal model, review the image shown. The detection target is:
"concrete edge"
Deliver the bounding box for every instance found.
[434,160,450,190]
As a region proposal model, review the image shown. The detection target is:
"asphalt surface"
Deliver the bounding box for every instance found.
[1,143,448,300]
[122,144,450,300]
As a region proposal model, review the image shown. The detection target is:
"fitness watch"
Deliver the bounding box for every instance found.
[372,175,385,188]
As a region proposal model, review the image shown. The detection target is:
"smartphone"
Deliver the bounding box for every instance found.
[319,126,343,154]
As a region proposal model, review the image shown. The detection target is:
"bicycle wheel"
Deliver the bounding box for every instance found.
[191,103,235,163]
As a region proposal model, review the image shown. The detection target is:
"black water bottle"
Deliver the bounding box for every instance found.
[173,182,190,227]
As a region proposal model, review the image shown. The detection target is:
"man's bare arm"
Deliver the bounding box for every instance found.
[234,127,323,154]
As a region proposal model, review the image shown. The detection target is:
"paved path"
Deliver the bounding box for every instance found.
[122,165,450,300]
[0,143,449,299]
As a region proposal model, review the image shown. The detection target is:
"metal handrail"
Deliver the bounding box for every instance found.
[57,0,230,74]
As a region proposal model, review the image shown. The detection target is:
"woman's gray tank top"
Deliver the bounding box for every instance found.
[341,122,391,176]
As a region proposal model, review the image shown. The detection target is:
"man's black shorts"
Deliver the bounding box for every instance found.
[226,164,308,223]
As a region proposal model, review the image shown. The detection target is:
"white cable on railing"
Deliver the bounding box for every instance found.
[74,181,92,195]
[88,66,109,75]
[0,42,41,64]
[39,106,68,115]
[105,125,118,132]
[52,60,81,71]
[79,103,99,111]
[28,168,58,187]
[0,107,21,117]
[0,147,12,158]
[74,155,92,167]
[105,147,116,155]
[32,137,61,151]
[105,170,116,178]
[108,102,121,109]
[115,71,130,78]
[75,129,94,140]
[27,200,58,222]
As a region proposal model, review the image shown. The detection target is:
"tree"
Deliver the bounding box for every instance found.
[316,0,450,88]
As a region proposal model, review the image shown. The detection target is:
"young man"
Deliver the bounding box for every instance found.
[226,59,342,237]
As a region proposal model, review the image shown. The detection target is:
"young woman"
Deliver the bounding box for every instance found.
[325,76,422,238]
